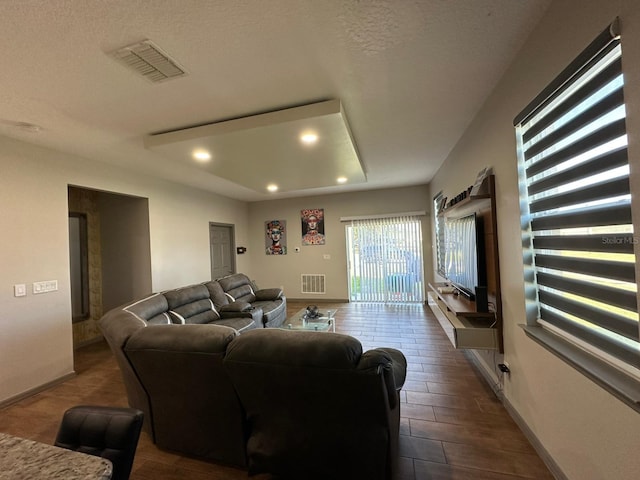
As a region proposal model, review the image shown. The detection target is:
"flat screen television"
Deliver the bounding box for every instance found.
[444,212,486,300]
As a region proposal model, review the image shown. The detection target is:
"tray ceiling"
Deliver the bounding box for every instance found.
[145,100,366,193]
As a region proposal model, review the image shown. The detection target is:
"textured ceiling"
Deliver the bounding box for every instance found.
[0,0,551,201]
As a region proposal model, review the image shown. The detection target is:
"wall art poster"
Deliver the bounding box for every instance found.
[265,220,287,255]
[301,208,325,245]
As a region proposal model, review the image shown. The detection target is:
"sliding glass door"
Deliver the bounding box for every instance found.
[346,215,424,303]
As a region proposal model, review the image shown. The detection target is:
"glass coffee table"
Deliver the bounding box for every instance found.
[283,308,337,332]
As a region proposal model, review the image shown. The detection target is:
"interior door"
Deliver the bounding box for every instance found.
[210,223,236,280]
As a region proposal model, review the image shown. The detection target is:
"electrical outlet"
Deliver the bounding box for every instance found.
[14,284,26,297]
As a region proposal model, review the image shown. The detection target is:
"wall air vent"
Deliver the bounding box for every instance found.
[110,40,187,83]
[301,274,326,294]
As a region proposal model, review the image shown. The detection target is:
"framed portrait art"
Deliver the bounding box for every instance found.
[265,220,287,254]
[300,209,325,245]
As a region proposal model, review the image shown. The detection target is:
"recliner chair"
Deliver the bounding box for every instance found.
[55,405,144,480]
[122,323,248,466]
[223,328,407,480]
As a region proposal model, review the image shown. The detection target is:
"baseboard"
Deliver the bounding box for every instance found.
[501,394,568,480]
[0,372,76,409]
[286,298,349,303]
[465,350,567,480]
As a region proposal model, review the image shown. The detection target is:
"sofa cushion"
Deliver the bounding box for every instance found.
[204,281,230,307]
[163,285,220,325]
[169,299,220,325]
[224,284,256,303]
[123,293,171,325]
[164,284,210,308]
[217,273,252,291]
[217,274,257,302]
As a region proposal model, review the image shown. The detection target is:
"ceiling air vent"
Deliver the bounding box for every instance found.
[110,40,187,83]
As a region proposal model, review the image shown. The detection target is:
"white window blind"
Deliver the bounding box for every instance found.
[515,20,639,375]
[346,215,424,303]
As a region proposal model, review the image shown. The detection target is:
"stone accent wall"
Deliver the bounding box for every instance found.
[68,187,103,348]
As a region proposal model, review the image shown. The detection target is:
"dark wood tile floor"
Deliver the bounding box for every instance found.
[0,301,554,479]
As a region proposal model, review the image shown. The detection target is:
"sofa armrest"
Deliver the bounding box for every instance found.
[219,307,264,322]
[357,348,407,409]
[219,301,253,313]
[255,288,283,301]
[377,347,407,390]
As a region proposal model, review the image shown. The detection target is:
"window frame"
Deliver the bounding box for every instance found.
[514,18,640,412]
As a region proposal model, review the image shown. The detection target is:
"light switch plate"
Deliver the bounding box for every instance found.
[33,280,58,294]
[14,284,26,297]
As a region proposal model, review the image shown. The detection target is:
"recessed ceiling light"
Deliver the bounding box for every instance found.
[267,184,279,192]
[300,132,318,145]
[193,150,211,162]
[337,176,348,184]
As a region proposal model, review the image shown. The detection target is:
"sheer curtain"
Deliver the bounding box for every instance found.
[346,215,424,303]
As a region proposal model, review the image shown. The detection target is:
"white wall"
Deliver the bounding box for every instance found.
[0,135,249,404]
[429,1,640,479]
[97,192,152,311]
[248,185,431,300]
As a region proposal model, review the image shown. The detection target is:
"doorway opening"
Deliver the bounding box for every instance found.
[67,186,152,351]
[346,215,424,303]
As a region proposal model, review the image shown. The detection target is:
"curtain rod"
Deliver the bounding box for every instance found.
[339,211,427,222]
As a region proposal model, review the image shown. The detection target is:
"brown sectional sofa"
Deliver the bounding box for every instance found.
[113,273,286,331]
[99,275,407,479]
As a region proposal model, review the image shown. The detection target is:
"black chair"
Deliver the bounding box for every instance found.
[55,405,144,480]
